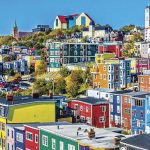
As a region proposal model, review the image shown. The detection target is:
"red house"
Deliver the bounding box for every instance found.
[121,95,132,131]
[68,97,109,128]
[25,125,40,150]
[98,43,122,58]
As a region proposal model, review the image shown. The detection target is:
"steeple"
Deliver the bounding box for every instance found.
[13,20,18,30]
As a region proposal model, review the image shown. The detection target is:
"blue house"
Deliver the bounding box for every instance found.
[110,92,122,127]
[132,94,150,135]
[14,126,25,150]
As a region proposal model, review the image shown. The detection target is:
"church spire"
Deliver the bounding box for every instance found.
[13,20,18,29]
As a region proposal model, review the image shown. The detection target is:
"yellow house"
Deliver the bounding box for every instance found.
[76,12,93,27]
[54,16,68,29]
[95,53,116,64]
[0,96,56,150]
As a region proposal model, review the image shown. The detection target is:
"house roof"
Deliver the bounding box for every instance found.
[39,124,125,149]
[132,93,150,99]
[121,134,150,149]
[72,97,109,105]
[0,95,65,106]
[58,16,67,23]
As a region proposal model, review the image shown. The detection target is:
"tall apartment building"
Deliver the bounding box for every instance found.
[47,42,99,71]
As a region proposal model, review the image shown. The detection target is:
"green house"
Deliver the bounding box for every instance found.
[39,125,79,150]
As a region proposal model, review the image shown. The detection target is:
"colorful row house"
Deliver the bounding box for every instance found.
[91,59,131,90]
[110,91,150,134]
[39,124,125,150]
[0,95,56,150]
[138,70,150,92]
[67,97,109,128]
[98,42,123,58]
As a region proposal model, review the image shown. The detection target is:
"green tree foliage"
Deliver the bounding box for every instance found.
[59,67,70,78]
[0,36,16,46]
[120,24,135,34]
[35,60,47,75]
[33,79,53,95]
[3,55,13,62]
[55,78,66,94]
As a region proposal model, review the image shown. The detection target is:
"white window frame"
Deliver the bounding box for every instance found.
[52,138,56,150]
[16,132,23,143]
[42,135,48,147]
[60,141,64,150]
[35,134,38,143]
[26,132,33,141]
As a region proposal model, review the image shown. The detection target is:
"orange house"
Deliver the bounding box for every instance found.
[91,63,120,90]
[138,75,150,92]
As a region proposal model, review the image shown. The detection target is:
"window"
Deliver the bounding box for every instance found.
[86,106,88,112]
[81,16,86,26]
[117,106,120,113]
[104,66,106,71]
[127,71,130,76]
[74,104,78,110]
[124,108,130,114]
[111,105,113,112]
[7,129,9,137]
[26,132,33,141]
[103,74,106,80]
[56,19,58,27]
[117,96,120,103]
[99,116,105,123]
[35,134,38,143]
[52,138,56,149]
[133,110,137,116]
[1,123,5,131]
[135,99,143,107]
[80,106,83,111]
[16,133,23,143]
[68,144,75,150]
[42,135,48,147]
[74,50,78,55]
[12,130,14,139]
[141,77,144,83]
[74,58,78,62]
[60,141,64,150]
[7,143,9,150]
[140,111,144,118]
[88,51,91,55]
[111,115,113,121]
[102,106,106,112]
[137,120,140,127]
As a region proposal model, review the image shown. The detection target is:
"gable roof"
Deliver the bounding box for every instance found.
[58,16,67,23]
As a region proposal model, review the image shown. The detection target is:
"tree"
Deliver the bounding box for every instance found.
[120,24,135,34]
[35,60,47,75]
[55,78,66,94]
[59,67,70,78]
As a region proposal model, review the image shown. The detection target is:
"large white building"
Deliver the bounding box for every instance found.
[145,6,150,41]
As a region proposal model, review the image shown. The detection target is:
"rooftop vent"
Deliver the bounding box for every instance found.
[6,93,13,101]
[88,128,95,139]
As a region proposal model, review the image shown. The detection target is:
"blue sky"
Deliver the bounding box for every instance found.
[0,0,147,35]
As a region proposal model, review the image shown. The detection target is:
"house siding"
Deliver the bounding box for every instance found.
[40,129,78,150]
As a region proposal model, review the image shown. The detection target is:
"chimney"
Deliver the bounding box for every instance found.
[6,93,14,102]
[88,128,95,139]
[32,93,39,99]
[32,90,39,99]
